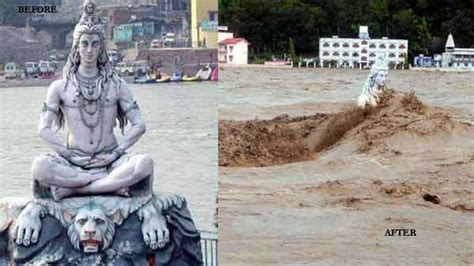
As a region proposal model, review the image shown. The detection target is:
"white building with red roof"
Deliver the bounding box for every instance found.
[218,37,249,65]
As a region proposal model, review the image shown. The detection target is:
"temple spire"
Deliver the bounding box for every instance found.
[445,33,455,52]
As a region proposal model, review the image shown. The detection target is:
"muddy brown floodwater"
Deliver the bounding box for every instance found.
[218,67,474,265]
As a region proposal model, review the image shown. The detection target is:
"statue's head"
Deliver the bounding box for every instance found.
[63,204,122,253]
[366,54,389,90]
[84,0,95,15]
[63,0,108,76]
[57,0,127,133]
[374,70,388,87]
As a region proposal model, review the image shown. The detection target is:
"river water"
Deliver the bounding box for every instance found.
[219,67,474,123]
[0,81,218,232]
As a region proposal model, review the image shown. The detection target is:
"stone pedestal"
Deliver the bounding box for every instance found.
[0,194,203,265]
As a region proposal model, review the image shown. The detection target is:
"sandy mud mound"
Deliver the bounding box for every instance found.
[218,114,326,167]
[219,90,471,167]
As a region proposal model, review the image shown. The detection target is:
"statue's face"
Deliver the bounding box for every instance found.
[86,3,94,12]
[374,70,388,87]
[78,33,101,67]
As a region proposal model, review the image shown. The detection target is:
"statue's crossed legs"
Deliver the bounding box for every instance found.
[32,152,154,200]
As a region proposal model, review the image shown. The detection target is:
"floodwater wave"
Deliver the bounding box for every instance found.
[219,89,471,167]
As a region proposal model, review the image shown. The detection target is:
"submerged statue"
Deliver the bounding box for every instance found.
[1,1,202,264]
[357,54,389,108]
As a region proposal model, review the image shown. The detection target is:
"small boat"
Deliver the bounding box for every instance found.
[155,75,171,83]
[170,72,183,82]
[182,74,201,82]
[210,68,218,81]
[133,76,151,84]
[196,65,212,80]
[133,75,171,84]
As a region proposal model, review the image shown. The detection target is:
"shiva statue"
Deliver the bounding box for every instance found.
[357,54,389,108]
[1,1,202,264]
[33,0,152,200]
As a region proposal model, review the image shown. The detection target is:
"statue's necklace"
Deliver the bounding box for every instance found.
[75,72,103,129]
[76,71,101,101]
[75,72,110,149]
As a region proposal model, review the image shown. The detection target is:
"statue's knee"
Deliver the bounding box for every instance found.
[31,155,52,182]
[135,155,154,177]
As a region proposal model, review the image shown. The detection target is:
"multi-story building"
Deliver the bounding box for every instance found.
[441,33,474,69]
[218,37,248,65]
[191,0,218,48]
[102,3,190,47]
[319,26,408,69]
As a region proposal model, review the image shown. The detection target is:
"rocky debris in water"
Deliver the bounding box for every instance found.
[423,193,441,204]
[401,90,425,114]
[377,181,424,198]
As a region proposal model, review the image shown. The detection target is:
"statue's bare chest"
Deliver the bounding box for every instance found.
[59,83,120,122]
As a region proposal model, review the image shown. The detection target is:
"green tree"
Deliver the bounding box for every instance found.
[219,0,473,61]
[392,9,430,58]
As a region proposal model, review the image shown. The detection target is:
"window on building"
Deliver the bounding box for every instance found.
[369,43,376,48]
[353,43,359,48]
[362,49,367,53]
[333,43,340,48]
[399,44,406,49]
[229,55,233,62]
[343,43,349,48]
[343,52,349,57]
[323,52,329,56]
[361,56,367,61]
[361,40,368,45]
[399,53,406,58]
[369,53,376,57]
[353,52,359,57]
[333,52,339,56]
[389,53,395,57]
[380,44,386,48]
[389,44,396,49]
[208,11,218,22]
[323,43,330,47]
[229,46,233,52]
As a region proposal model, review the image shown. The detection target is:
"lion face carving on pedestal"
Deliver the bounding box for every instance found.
[63,206,121,253]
